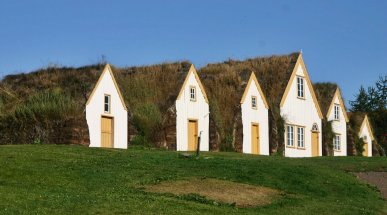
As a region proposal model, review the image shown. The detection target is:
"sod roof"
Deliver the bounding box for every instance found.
[107,61,192,113]
[314,82,339,116]
[200,52,300,110]
[348,112,374,139]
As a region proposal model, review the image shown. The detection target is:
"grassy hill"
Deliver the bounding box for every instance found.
[0,145,386,214]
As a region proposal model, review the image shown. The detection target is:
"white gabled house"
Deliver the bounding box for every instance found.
[240,72,269,155]
[314,84,350,156]
[358,115,375,157]
[86,64,128,149]
[326,88,349,156]
[280,53,323,157]
[175,64,210,151]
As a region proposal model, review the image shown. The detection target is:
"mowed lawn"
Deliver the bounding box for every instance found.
[0,145,386,214]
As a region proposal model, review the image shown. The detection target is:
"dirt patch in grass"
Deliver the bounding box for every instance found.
[143,178,281,207]
[355,172,387,200]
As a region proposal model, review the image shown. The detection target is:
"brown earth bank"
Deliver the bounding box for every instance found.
[355,172,387,200]
[142,177,282,208]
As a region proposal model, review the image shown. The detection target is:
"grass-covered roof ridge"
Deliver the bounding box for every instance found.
[0,64,105,112]
[201,52,299,108]
[348,112,372,136]
[113,61,192,113]
[199,52,299,151]
[314,82,339,117]
[0,52,317,152]
[0,61,193,145]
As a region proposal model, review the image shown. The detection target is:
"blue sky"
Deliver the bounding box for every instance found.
[0,0,386,106]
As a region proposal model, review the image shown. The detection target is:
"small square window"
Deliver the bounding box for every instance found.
[297,76,305,98]
[190,86,196,101]
[104,95,110,113]
[251,96,257,109]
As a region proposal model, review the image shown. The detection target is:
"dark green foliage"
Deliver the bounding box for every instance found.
[131,134,151,147]
[369,109,387,154]
[351,76,387,112]
[350,75,387,154]
[346,125,356,155]
[221,133,235,152]
[274,113,285,155]
[322,121,335,156]
[132,103,162,140]
[14,90,78,121]
[350,86,371,112]
[375,75,387,109]
[355,137,365,156]
[0,90,81,145]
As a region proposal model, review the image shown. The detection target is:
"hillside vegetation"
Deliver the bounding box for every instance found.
[0,65,103,145]
[201,53,298,152]
[0,62,192,146]
[0,145,386,214]
[0,54,384,155]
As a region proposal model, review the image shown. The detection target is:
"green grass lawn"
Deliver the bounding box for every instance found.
[0,145,386,214]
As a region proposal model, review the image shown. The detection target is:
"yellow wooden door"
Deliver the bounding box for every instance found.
[251,124,259,154]
[101,116,113,148]
[311,132,319,157]
[363,142,368,156]
[188,120,198,151]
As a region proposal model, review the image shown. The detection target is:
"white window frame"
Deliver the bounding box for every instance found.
[104,94,111,114]
[297,127,305,148]
[334,104,340,120]
[251,96,257,109]
[334,135,341,151]
[286,125,294,147]
[189,86,196,102]
[297,76,305,99]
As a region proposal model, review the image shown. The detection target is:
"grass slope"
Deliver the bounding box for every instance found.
[0,145,386,214]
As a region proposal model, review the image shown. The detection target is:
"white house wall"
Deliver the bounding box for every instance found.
[241,80,269,155]
[86,70,128,149]
[327,95,347,156]
[176,71,209,151]
[359,120,373,157]
[280,64,322,157]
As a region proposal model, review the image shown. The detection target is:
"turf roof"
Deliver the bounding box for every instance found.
[314,82,339,117]
[111,61,192,113]
[348,112,368,135]
[200,52,300,110]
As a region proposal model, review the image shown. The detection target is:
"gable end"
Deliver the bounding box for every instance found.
[326,88,349,122]
[240,72,269,109]
[360,115,375,140]
[86,64,127,111]
[280,54,323,119]
[177,64,209,103]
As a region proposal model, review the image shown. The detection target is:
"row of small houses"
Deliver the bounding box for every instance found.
[85,53,375,157]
